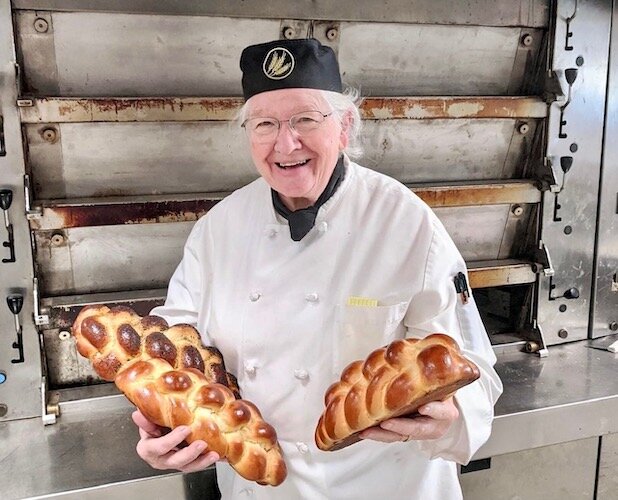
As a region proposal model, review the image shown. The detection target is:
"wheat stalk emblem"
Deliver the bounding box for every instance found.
[263,48,295,80]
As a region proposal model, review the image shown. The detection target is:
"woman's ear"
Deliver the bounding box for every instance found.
[339,112,352,151]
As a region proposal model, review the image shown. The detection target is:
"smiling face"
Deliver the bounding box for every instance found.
[245,88,349,211]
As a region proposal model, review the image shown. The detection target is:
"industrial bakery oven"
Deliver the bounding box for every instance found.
[1,1,617,498]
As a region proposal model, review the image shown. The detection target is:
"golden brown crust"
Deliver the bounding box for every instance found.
[72,305,239,397]
[114,359,286,486]
[72,305,287,486]
[314,333,480,451]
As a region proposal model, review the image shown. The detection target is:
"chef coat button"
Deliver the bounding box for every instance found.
[317,221,328,232]
[265,228,278,238]
[244,361,257,376]
[294,369,309,380]
[239,487,254,496]
[305,292,319,303]
[249,291,261,302]
[296,442,310,454]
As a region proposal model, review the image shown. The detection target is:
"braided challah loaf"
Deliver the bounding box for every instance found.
[73,305,239,397]
[115,358,287,486]
[72,305,287,486]
[315,334,480,451]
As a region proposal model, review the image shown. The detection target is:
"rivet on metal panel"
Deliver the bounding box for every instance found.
[0,404,7,417]
[518,123,530,135]
[564,225,572,235]
[326,27,339,41]
[570,143,578,152]
[33,18,49,33]
[609,322,618,331]
[558,329,569,339]
[41,127,58,144]
[282,27,296,40]
[576,56,584,67]
[521,34,533,47]
[559,304,567,312]
[58,330,71,340]
[511,204,524,216]
[50,232,65,246]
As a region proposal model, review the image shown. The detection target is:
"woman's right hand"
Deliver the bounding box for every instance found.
[132,410,220,473]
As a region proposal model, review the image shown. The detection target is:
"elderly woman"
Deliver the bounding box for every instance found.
[133,38,502,499]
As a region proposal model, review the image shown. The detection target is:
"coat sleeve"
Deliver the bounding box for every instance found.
[149,216,214,345]
[403,217,503,464]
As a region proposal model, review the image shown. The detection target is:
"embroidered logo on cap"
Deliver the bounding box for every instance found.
[263,47,295,80]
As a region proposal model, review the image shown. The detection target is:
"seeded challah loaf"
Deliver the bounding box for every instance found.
[72,305,286,486]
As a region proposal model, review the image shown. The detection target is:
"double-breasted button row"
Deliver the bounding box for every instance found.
[242,362,310,383]
[244,360,257,375]
[296,441,310,454]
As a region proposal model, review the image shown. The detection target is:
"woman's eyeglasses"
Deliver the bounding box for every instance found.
[242,110,332,143]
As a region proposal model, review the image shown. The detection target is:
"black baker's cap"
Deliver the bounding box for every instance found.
[240,38,342,101]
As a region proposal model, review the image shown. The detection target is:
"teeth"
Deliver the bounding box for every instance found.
[277,159,309,168]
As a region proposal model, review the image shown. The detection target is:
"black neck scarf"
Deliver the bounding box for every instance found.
[271,156,345,241]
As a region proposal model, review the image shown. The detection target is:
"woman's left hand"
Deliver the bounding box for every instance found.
[359,397,459,443]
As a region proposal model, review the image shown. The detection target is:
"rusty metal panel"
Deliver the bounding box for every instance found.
[11,0,550,27]
[37,258,536,341]
[18,97,244,123]
[30,195,223,230]
[362,119,530,183]
[33,205,532,295]
[436,205,512,261]
[339,25,544,96]
[30,182,540,230]
[41,289,166,330]
[26,119,537,199]
[468,260,537,288]
[43,328,99,386]
[34,222,193,295]
[413,181,541,208]
[16,12,280,97]
[19,96,548,123]
[361,97,547,120]
[14,11,60,95]
[25,122,257,199]
[14,13,546,97]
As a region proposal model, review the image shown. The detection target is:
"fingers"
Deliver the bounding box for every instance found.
[417,398,459,422]
[363,399,460,443]
[359,426,407,443]
[162,441,219,473]
[135,423,220,472]
[132,410,164,437]
[132,411,221,473]
[380,415,447,440]
[138,425,192,459]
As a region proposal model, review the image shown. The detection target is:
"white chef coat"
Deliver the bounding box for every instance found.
[151,157,503,500]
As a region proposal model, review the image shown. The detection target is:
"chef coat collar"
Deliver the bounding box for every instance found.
[271,156,345,241]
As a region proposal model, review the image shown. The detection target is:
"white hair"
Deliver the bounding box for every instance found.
[236,86,364,159]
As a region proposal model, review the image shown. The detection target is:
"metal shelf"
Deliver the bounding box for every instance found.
[18,96,548,123]
[30,180,541,230]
